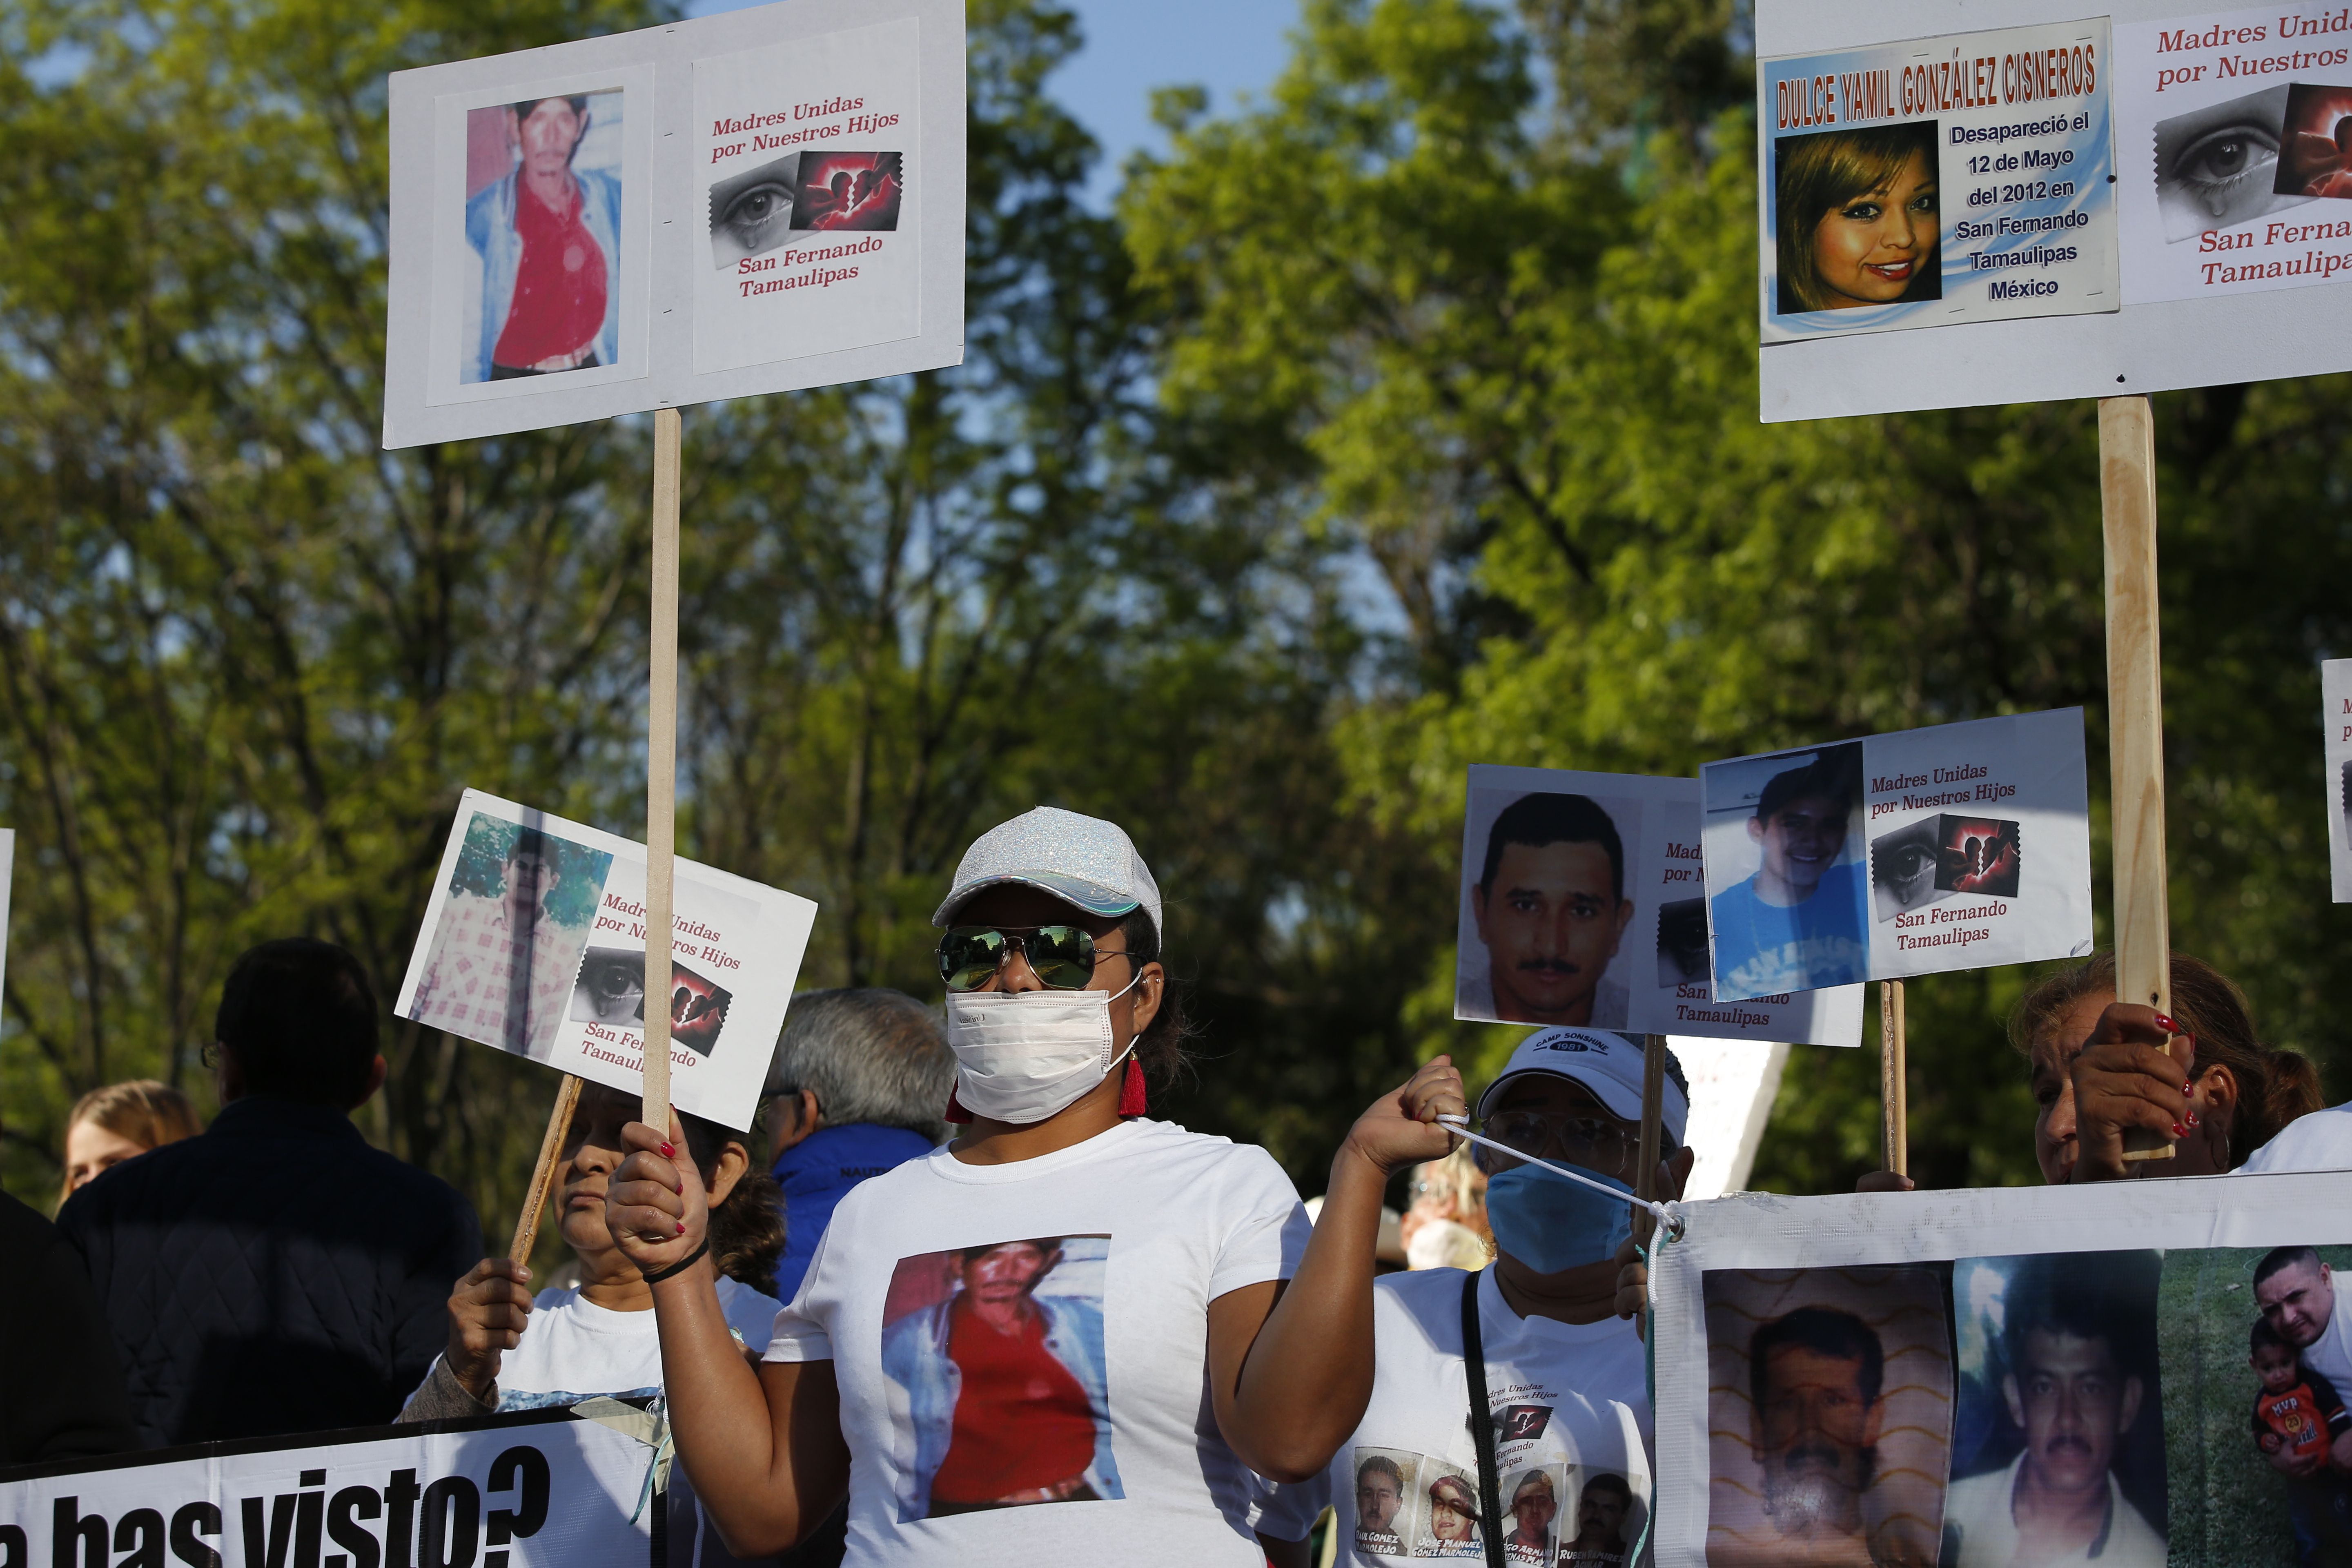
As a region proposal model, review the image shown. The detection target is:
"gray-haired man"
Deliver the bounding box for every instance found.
[765,988,957,1302]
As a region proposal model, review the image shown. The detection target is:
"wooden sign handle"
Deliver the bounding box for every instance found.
[1634,1034,1667,1244]
[509,1073,584,1264]
[644,407,682,1139]
[1879,980,1908,1178]
[2098,396,2174,1164]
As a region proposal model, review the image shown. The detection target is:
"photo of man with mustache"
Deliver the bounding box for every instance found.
[1746,1305,1920,1567]
[1461,793,1635,1027]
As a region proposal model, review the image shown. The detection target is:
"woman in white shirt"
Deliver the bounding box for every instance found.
[399,1081,782,1417]
[606,806,1465,1567]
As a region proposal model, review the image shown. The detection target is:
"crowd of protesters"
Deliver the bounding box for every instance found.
[5,802,2349,1568]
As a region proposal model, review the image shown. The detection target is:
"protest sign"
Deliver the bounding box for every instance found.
[394,789,815,1131]
[381,0,965,448]
[0,1409,650,1568]
[1699,710,2093,1001]
[1649,1169,2352,1568]
[2325,659,2352,901]
[1457,766,1863,1046]
[1758,18,2118,343]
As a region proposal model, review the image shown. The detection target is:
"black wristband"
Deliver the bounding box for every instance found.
[642,1238,711,1285]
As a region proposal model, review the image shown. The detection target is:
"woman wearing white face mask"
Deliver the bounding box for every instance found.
[607,806,1466,1566]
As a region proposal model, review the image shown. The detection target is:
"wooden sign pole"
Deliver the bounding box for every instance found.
[508,1072,584,1263]
[2098,396,2174,1163]
[1634,1034,1667,1244]
[1878,980,1907,1178]
[644,408,682,1138]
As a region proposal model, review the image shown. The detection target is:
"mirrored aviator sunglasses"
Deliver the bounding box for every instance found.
[937,925,1102,992]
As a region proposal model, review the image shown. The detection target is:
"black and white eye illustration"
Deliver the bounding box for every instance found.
[2155,85,2301,243]
[709,152,801,269]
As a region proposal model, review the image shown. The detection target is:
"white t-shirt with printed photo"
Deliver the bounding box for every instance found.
[1256,1264,1653,1568]
[764,1117,1310,1568]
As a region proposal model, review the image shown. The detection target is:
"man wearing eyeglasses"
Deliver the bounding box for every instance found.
[1256,1028,1694,1566]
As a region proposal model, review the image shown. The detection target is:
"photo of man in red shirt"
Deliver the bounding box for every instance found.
[462,90,624,383]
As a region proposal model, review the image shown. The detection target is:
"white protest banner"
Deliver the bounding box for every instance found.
[1699,710,2092,1001]
[0,1410,650,1568]
[1457,766,1863,1045]
[381,0,964,448]
[1759,18,2118,343]
[1649,1170,2352,1567]
[393,789,815,1131]
[1758,0,2352,422]
[2327,658,2352,901]
[2116,2,2352,305]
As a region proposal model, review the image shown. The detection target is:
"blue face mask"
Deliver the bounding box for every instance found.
[1483,1163,1634,1275]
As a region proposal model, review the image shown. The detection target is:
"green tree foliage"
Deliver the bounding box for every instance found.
[1127,0,2352,1193]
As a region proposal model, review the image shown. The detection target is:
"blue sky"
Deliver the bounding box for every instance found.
[684,0,1299,201]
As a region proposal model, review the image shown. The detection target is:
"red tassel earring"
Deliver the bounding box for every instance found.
[1117,1057,1148,1117]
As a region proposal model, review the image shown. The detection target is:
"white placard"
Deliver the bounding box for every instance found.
[383,0,964,447]
[1651,1172,2352,1567]
[1699,711,2093,1000]
[2324,658,2352,900]
[393,789,816,1130]
[1758,0,2352,423]
[0,1411,650,1568]
[1458,765,1864,1045]
[1757,18,2118,341]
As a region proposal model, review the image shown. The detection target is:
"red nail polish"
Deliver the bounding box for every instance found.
[2187,1110,2200,1128]
[675,1222,686,1235]
[659,1142,675,1158]
[2172,1123,2186,1138]
[2154,1013,2179,1034]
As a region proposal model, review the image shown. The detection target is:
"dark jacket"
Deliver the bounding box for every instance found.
[0,1190,137,1464]
[56,1095,481,1448]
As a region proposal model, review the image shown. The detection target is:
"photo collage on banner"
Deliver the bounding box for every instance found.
[2114,0,2352,305]
[393,788,817,1129]
[1457,766,1863,1046]
[1756,16,2119,342]
[1698,710,2093,1002]
[1650,1173,2352,1568]
[383,0,966,446]
[1344,1443,1643,1563]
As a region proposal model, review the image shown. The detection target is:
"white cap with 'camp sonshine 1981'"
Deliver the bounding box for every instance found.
[931,806,1163,937]
[1476,1027,1689,1145]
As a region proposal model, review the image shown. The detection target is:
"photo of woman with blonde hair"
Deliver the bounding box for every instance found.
[1774,121,1942,314]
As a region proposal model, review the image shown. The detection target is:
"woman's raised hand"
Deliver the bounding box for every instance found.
[605,1114,710,1277]
[1340,1056,1468,1178]
[445,1257,534,1401]
[2067,1002,2195,1182]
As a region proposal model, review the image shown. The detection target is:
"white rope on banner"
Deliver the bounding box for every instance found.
[1435,1114,1686,1241]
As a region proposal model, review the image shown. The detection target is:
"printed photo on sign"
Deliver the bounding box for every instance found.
[1944,1252,2167,1566]
[2154,85,2300,243]
[1701,1265,1953,1568]
[2159,1245,2352,1566]
[1353,1447,1423,1557]
[1558,1469,1638,1567]
[1702,713,2091,999]
[408,812,613,1061]
[394,788,817,1130]
[1498,1460,1568,1565]
[878,1235,1119,1520]
[1459,764,1865,1045]
[1412,1459,1483,1558]
[1756,18,2119,343]
[1456,784,1642,1029]
[1700,742,1871,1000]
[460,89,624,384]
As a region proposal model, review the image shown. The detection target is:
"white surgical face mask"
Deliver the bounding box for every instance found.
[944,972,1141,1124]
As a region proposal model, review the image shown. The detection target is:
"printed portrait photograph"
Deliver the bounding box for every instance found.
[1870,817,1948,924]
[1410,1458,1484,1558]
[877,1234,1119,1520]
[566,947,734,1058]
[1700,742,1869,1001]
[460,87,625,383]
[1352,1446,1424,1557]
[708,151,800,270]
[1658,895,1710,987]
[2157,1244,2352,1566]
[794,149,904,232]
[2156,85,2300,243]
[1456,787,1643,1028]
[1773,121,1942,316]
[1498,1461,1568,1566]
[2273,83,2352,200]
[1702,1264,1954,1568]
[1944,1251,2167,1567]
[405,813,614,1061]
[1932,817,2020,900]
[1558,1468,1639,1567]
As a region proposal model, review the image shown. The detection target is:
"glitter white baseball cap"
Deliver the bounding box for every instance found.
[1476,1027,1688,1144]
[931,806,1163,935]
